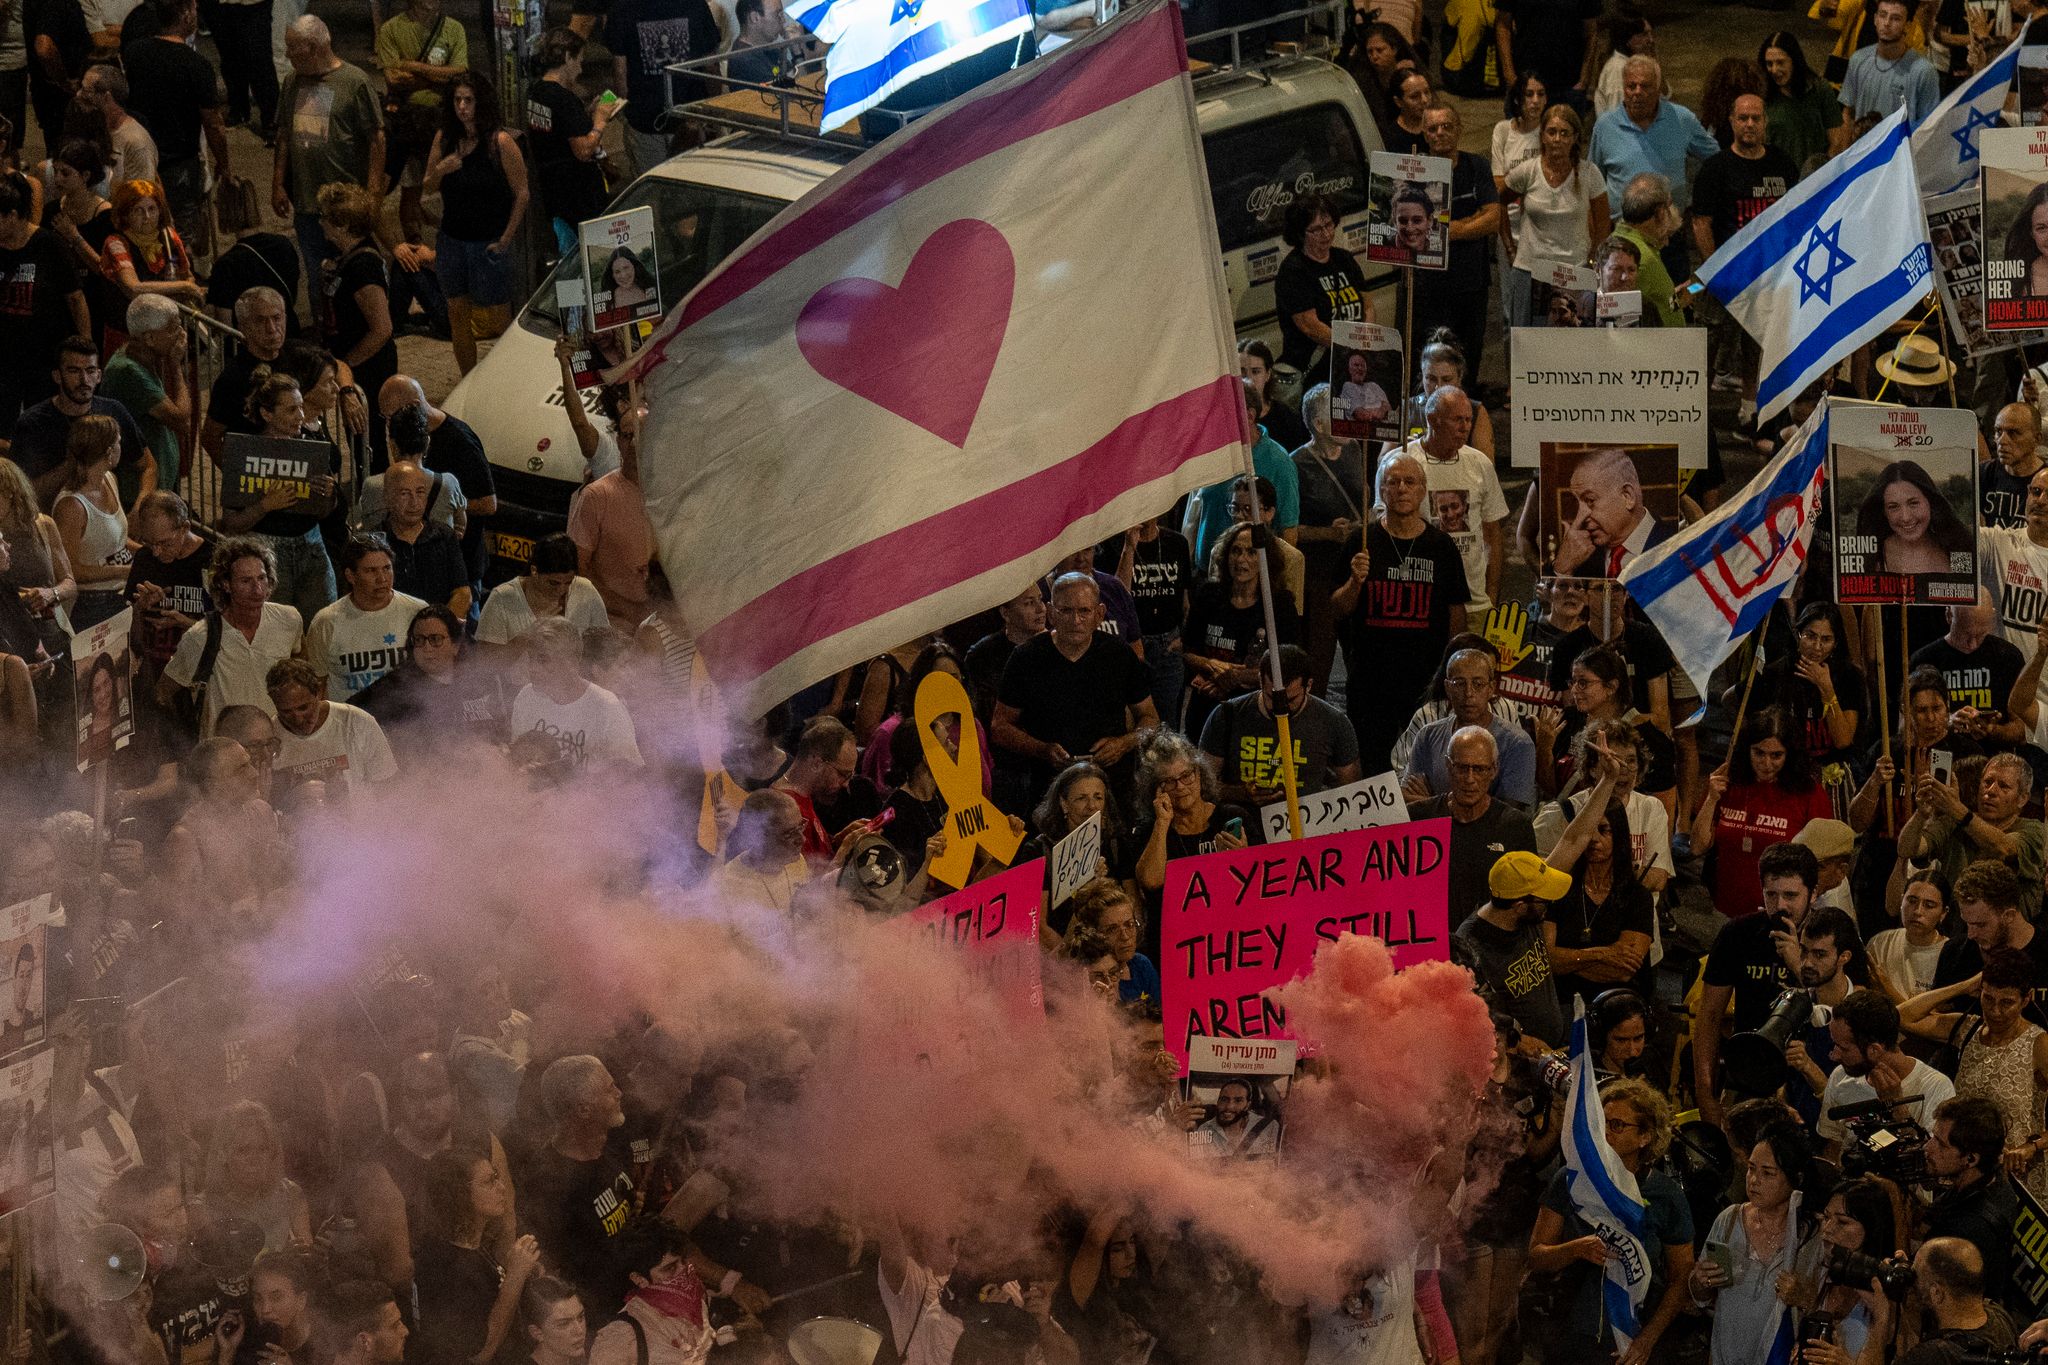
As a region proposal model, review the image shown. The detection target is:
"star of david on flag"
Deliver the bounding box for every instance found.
[1912,26,2022,194]
[788,0,1034,129]
[1699,110,1931,422]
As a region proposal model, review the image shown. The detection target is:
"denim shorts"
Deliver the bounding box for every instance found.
[435,231,511,307]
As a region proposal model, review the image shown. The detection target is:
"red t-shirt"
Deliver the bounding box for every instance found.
[782,787,832,865]
[1712,781,1835,917]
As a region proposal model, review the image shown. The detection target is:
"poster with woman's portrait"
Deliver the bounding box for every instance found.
[0,1047,53,1216]
[580,205,664,333]
[557,293,650,390]
[1535,443,1682,580]
[1365,151,1450,270]
[1327,319,1402,442]
[1979,126,2048,329]
[70,606,133,772]
[1829,404,1980,605]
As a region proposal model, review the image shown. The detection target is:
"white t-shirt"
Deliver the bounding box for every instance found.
[878,1259,963,1365]
[1868,927,1945,999]
[303,592,426,699]
[351,470,465,534]
[1506,158,1606,267]
[510,682,642,768]
[1979,524,2048,739]
[1304,1260,1423,1365]
[1401,440,1509,614]
[1492,118,1542,235]
[275,702,398,798]
[477,576,611,645]
[162,603,305,734]
[1816,1057,1957,1144]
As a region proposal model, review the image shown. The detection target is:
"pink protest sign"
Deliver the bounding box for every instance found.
[1161,819,1453,1068]
[906,857,1045,1017]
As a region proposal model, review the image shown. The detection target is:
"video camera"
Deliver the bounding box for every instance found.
[1831,1096,1929,1186]
[1953,1347,2048,1365]
[1824,1246,1915,1302]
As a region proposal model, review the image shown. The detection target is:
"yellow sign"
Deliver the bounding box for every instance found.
[914,671,1021,888]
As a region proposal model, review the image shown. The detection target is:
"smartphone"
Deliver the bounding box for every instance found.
[597,89,621,105]
[1931,748,1955,783]
[1703,1239,1735,1280]
[1222,817,1246,840]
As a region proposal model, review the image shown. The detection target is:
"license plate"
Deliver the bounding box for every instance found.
[491,531,535,564]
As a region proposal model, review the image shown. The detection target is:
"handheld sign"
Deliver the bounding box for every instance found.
[1048,811,1102,909]
[1328,320,1401,442]
[905,857,1045,1018]
[220,434,334,517]
[1161,818,1453,1070]
[1257,771,1406,841]
[581,205,664,333]
[914,670,1022,887]
[72,608,134,772]
[1366,151,1451,269]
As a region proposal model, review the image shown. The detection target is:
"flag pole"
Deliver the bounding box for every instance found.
[1725,634,1765,769]
[1240,389,1303,842]
[1872,604,1893,836]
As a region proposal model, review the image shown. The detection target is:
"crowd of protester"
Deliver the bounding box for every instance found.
[2,0,2048,1364]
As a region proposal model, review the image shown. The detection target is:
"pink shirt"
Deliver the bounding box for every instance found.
[567,471,654,631]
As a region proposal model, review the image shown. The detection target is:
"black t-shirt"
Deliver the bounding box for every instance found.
[1703,912,1798,1031]
[1454,910,1566,1046]
[322,246,398,374]
[1747,656,1870,763]
[1549,877,1656,1006]
[426,413,495,576]
[124,36,221,163]
[0,230,79,379]
[1293,446,1370,578]
[1931,927,2048,1026]
[605,0,721,131]
[149,1255,227,1365]
[1911,635,2028,731]
[996,633,1151,780]
[9,396,146,485]
[1924,1183,2022,1304]
[123,527,216,665]
[25,0,90,88]
[1690,147,1799,254]
[1273,246,1368,375]
[1981,458,2037,530]
[1097,528,1192,637]
[525,80,606,222]
[384,520,468,610]
[1182,582,1299,663]
[962,630,1017,726]
[1495,0,1601,93]
[1406,794,1538,923]
[516,1140,639,1316]
[1338,521,1470,762]
[412,1239,501,1365]
[1439,152,1500,285]
[208,349,271,438]
[1261,402,1310,452]
[207,234,303,334]
[1546,620,1678,718]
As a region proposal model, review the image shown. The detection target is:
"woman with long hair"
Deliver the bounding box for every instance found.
[1691,1122,1825,1365]
[0,457,75,638]
[2007,182,2048,303]
[1027,759,1132,943]
[217,373,338,623]
[1867,867,1950,1001]
[1544,795,1654,1006]
[51,414,130,629]
[1180,521,1300,737]
[413,1149,543,1365]
[1340,20,1419,148]
[316,183,398,463]
[1501,104,1609,326]
[1746,601,1866,765]
[422,72,529,375]
[1759,32,1841,174]
[46,140,118,342]
[1692,705,1834,917]
[1491,71,1548,192]
[1902,946,2048,1197]
[194,1099,312,1251]
[1535,644,1677,805]
[1856,460,1974,578]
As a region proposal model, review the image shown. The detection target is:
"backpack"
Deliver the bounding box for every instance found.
[165,612,225,746]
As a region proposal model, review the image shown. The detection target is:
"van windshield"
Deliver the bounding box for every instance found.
[519,177,786,335]
[1206,103,1368,254]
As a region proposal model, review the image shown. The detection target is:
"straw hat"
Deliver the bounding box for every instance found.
[1873,334,1955,387]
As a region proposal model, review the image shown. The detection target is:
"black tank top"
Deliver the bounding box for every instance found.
[440,134,518,244]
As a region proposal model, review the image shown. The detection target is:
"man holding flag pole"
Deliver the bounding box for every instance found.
[1527,999,1695,1365]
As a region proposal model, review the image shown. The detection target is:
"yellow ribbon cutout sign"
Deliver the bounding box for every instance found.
[914,670,1021,888]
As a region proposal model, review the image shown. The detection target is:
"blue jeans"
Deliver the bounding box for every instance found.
[390,253,449,333]
[1143,629,1184,727]
[294,211,336,294]
[264,527,336,627]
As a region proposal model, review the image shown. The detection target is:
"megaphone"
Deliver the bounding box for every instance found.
[1721,986,1815,1097]
[786,1316,883,1365]
[74,1223,147,1302]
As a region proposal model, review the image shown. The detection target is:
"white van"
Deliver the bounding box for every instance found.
[445,40,1388,576]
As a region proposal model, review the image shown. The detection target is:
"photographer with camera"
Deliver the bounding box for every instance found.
[1797,1177,1911,1365]
[1894,1238,2018,1365]
[1922,1098,2022,1301]
[1697,844,1821,1130]
[1900,948,2048,1199]
[1816,990,1958,1165]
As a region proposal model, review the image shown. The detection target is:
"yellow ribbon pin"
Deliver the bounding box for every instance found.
[915,670,1021,888]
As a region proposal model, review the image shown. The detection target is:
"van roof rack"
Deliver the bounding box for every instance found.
[659,0,1345,149]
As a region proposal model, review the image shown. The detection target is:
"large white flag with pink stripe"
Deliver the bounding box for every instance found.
[628,0,1246,712]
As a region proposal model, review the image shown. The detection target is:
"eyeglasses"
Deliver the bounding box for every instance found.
[1448,762,1494,776]
[1159,769,1200,790]
[1605,1116,1642,1133]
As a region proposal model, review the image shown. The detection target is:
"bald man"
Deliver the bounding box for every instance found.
[376,374,496,577]
[1903,1238,2014,1363]
[1983,403,2043,529]
[1551,448,1673,578]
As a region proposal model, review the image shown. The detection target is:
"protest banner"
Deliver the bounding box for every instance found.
[1048,812,1102,910]
[1160,818,1453,1067]
[1535,443,1683,581]
[1184,1036,1295,1158]
[1828,404,1979,605]
[71,608,133,772]
[1596,290,1643,327]
[1328,320,1402,442]
[2015,1180,2048,1316]
[219,434,334,516]
[0,925,45,1060]
[1257,772,1406,841]
[905,857,1044,1018]
[557,281,655,388]
[581,206,665,333]
[1927,188,2048,356]
[1527,260,1597,327]
[1509,327,1708,469]
[913,670,1022,887]
[0,1047,52,1216]
[1981,126,2048,328]
[1366,152,1450,270]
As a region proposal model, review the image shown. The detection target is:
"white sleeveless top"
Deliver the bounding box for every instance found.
[60,479,128,596]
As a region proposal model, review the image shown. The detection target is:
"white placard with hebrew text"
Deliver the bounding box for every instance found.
[1048,811,1102,909]
[1259,772,1407,841]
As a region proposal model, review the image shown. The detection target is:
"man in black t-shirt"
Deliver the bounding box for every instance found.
[378,375,497,579]
[1910,593,2030,748]
[202,288,291,463]
[1690,95,1797,417]
[993,572,1158,808]
[1493,0,1599,99]
[1098,518,1192,720]
[0,177,87,428]
[1695,842,1816,1127]
[1982,404,2042,530]
[964,583,1044,728]
[124,0,229,258]
[606,0,721,175]
[12,336,153,504]
[1408,725,1538,923]
[519,1055,640,1317]
[1412,106,1500,377]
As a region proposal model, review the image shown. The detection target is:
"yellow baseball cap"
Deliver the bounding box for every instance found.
[1488,850,1573,902]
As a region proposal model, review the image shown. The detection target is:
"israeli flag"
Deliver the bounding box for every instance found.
[1561,997,1653,1354]
[1620,401,1828,700]
[1912,27,2022,195]
[1763,1191,1804,1365]
[794,0,1035,130]
[1698,110,1932,422]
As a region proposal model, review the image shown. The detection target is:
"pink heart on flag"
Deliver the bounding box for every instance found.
[795,218,1015,449]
